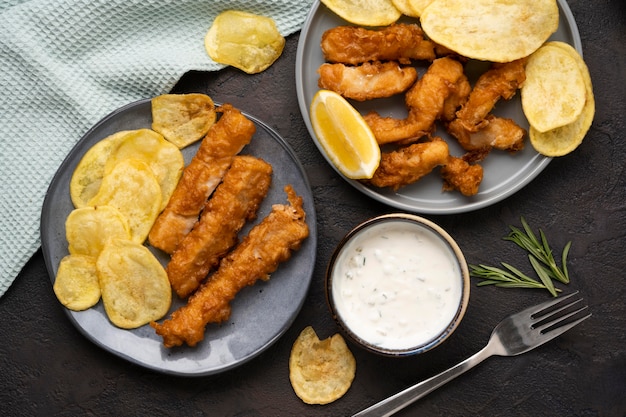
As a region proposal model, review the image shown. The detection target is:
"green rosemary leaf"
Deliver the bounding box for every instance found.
[561,241,572,283]
[500,262,540,284]
[529,255,558,297]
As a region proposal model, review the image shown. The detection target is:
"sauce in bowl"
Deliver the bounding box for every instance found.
[327,214,470,355]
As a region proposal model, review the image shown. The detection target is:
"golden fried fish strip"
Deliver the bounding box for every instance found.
[317,61,418,101]
[448,115,526,152]
[364,57,468,145]
[166,156,273,299]
[148,104,255,254]
[440,155,484,196]
[368,138,449,190]
[455,58,527,132]
[152,186,309,348]
[321,24,436,65]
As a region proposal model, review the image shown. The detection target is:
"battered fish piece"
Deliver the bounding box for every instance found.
[152,186,309,348]
[321,23,437,65]
[166,156,272,299]
[148,104,255,254]
[368,138,449,190]
[441,154,484,196]
[365,57,469,144]
[318,61,418,101]
[455,58,527,132]
[448,115,526,152]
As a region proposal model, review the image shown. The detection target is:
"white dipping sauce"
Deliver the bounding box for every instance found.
[331,221,462,350]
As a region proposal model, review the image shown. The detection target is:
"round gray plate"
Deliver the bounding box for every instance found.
[41,99,317,376]
[296,0,582,214]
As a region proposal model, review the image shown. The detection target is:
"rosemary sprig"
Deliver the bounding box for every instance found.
[469,217,572,297]
[470,263,560,296]
[503,217,571,283]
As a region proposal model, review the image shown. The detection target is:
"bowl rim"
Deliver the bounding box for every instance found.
[325,213,471,357]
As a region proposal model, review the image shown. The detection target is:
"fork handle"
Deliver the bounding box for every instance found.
[352,345,494,417]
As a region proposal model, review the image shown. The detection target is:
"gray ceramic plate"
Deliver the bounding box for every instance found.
[41,99,317,376]
[296,0,582,214]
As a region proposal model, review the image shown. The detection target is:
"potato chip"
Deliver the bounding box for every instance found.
[151,94,217,149]
[88,159,162,243]
[70,130,131,208]
[204,11,285,74]
[522,44,587,133]
[321,0,401,26]
[529,42,594,157]
[421,0,559,62]
[97,239,171,329]
[104,129,184,210]
[289,326,356,405]
[391,0,433,17]
[66,205,131,257]
[53,254,100,311]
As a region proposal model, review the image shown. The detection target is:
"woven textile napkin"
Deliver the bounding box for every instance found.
[0,0,314,297]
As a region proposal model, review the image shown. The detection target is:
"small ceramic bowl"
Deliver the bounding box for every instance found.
[325,213,470,356]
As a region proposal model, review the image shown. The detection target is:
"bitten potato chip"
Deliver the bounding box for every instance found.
[421,0,559,62]
[88,159,162,243]
[289,326,356,405]
[53,254,100,311]
[529,42,595,156]
[97,239,171,329]
[103,129,184,210]
[321,0,401,26]
[70,130,131,208]
[522,44,587,133]
[66,205,131,257]
[151,94,217,149]
[204,10,285,74]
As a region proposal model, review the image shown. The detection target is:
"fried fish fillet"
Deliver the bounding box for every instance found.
[152,185,309,348]
[448,115,526,152]
[317,61,418,101]
[364,57,469,145]
[440,154,484,196]
[166,156,272,298]
[454,58,527,132]
[368,138,449,190]
[321,23,436,65]
[148,104,255,254]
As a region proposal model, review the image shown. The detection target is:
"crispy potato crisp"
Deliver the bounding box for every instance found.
[66,206,131,257]
[151,94,217,149]
[321,0,401,26]
[391,0,433,17]
[522,44,587,133]
[529,42,594,156]
[70,130,131,208]
[103,129,184,210]
[88,159,162,243]
[97,239,171,329]
[289,326,356,405]
[421,0,559,62]
[204,11,285,74]
[53,254,100,311]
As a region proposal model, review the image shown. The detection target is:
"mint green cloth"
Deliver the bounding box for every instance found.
[0,0,314,297]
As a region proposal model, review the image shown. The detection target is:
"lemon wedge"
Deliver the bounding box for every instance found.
[310,90,380,179]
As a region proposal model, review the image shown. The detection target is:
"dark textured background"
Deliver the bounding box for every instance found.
[1,1,625,416]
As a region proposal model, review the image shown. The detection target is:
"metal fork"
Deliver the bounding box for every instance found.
[352,291,591,417]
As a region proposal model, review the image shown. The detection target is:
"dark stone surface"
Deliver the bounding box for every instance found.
[1,1,624,415]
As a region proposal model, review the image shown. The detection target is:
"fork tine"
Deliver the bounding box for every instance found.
[535,310,591,344]
[522,291,580,319]
[533,297,583,324]
[534,304,590,333]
